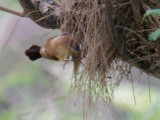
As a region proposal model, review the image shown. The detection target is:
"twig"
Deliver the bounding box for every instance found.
[0,5,24,17]
[148,76,151,103]
[137,28,157,33]
[25,10,40,17]
[105,0,124,55]
[130,73,136,106]
[35,13,54,22]
[114,2,130,13]
[130,0,142,22]
[113,1,130,8]
[130,0,144,37]
[116,26,153,46]
[142,3,160,28]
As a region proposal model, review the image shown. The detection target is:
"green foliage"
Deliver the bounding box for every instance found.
[149,29,160,42]
[143,9,160,21]
[0,110,17,120]
[61,111,82,120]
[114,83,160,120]
[0,62,38,90]
[143,9,160,41]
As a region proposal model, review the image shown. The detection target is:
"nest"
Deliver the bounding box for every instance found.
[54,0,160,107]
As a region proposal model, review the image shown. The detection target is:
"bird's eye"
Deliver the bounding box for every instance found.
[74,44,80,51]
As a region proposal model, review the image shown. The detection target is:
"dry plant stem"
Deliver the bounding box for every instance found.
[104,0,122,54]
[130,0,142,24]
[116,26,152,45]
[0,5,24,17]
[148,76,151,103]
[142,3,160,28]
[130,0,145,55]
[13,0,160,79]
[114,2,131,13]
[105,0,160,79]
[118,25,160,79]
[105,0,131,60]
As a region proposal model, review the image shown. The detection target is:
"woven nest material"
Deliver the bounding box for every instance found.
[54,0,160,105]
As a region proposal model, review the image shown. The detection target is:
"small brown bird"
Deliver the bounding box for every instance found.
[25,35,81,75]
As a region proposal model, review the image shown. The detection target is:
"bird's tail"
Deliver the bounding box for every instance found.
[25,45,42,61]
[72,51,82,81]
[73,59,81,81]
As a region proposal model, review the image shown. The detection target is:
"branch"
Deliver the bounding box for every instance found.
[104,0,129,59]
[0,5,24,17]
[1,0,160,79]
[18,0,61,29]
[0,0,61,29]
[105,0,160,79]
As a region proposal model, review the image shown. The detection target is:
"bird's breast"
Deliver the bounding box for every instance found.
[40,44,70,61]
[39,35,78,61]
[55,45,70,61]
[40,48,46,58]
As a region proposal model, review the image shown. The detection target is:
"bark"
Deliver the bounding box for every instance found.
[18,0,60,29]
[17,0,160,79]
[105,0,160,79]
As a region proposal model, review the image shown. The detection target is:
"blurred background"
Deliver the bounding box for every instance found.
[0,0,160,120]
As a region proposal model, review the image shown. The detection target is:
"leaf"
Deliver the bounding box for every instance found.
[149,29,160,42]
[143,9,160,21]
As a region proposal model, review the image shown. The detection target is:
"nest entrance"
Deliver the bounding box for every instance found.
[54,0,160,106]
[59,0,118,102]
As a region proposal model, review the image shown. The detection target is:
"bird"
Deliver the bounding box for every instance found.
[25,34,81,76]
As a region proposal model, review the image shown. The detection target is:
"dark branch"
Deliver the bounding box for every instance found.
[1,0,159,79]
[104,0,129,59]
[18,0,61,29]
[105,0,160,79]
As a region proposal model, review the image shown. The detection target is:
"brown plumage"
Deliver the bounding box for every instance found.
[25,35,81,75]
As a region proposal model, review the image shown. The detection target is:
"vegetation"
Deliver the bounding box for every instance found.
[143,9,160,41]
[0,0,160,120]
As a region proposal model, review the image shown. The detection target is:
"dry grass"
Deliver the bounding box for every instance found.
[52,0,160,113]
[56,0,129,105]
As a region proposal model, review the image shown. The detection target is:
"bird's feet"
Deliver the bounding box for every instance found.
[62,58,84,69]
[62,59,71,69]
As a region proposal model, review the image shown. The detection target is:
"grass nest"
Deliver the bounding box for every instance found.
[54,0,160,108]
